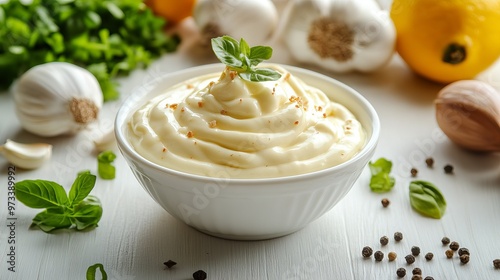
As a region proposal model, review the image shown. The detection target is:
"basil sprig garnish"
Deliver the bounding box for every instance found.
[16,172,103,232]
[409,180,447,219]
[211,35,282,82]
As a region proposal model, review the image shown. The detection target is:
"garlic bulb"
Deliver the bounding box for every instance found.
[435,80,500,152]
[0,139,52,169]
[193,0,278,46]
[279,0,396,72]
[14,62,103,137]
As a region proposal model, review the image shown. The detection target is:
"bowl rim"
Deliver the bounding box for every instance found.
[115,63,380,183]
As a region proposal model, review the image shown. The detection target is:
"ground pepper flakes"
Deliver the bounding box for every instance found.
[169,104,178,110]
[220,109,228,115]
[198,101,204,108]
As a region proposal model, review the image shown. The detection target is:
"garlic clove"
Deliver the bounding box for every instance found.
[435,80,500,152]
[0,139,52,169]
[93,129,117,152]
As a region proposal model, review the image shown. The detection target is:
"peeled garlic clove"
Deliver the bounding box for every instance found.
[0,139,52,169]
[93,129,116,152]
[435,80,500,152]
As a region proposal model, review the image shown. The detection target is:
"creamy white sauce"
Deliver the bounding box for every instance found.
[128,65,365,178]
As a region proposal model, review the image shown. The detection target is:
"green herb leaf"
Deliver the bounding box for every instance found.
[87,263,108,280]
[16,180,69,208]
[211,35,281,82]
[97,150,116,179]
[32,207,72,233]
[409,180,447,219]
[69,173,97,206]
[368,158,395,193]
[71,196,103,230]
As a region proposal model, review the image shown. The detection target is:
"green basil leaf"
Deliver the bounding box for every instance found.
[71,196,103,230]
[97,150,116,179]
[104,1,124,19]
[409,180,447,219]
[69,173,97,206]
[249,45,273,66]
[211,36,244,69]
[368,157,395,193]
[86,263,108,280]
[16,180,69,209]
[0,7,5,24]
[84,11,101,29]
[35,6,59,33]
[32,207,72,232]
[239,37,250,57]
[239,68,282,82]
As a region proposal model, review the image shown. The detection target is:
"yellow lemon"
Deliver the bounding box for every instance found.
[390,0,500,83]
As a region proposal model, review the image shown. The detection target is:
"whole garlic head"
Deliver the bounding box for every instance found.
[14,62,103,137]
[435,80,500,152]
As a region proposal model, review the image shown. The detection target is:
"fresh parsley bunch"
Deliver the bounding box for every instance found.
[0,0,180,101]
[15,172,103,232]
[211,35,281,82]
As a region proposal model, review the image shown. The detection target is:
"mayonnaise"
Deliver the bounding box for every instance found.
[128,65,365,178]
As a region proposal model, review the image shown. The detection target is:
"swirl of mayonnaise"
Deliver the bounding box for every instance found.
[128,65,365,178]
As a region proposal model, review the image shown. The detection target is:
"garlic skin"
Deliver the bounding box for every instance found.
[279,0,396,72]
[14,62,103,137]
[0,139,52,169]
[193,0,278,46]
[435,80,500,152]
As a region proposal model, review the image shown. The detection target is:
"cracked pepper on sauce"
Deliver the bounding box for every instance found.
[128,65,365,178]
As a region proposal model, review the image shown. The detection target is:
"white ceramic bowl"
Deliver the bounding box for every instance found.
[115,64,380,240]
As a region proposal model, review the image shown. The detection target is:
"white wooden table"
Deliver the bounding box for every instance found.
[1,8,500,280]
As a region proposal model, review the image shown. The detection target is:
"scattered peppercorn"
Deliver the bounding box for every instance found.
[163,260,177,269]
[411,246,421,256]
[388,252,397,262]
[425,252,434,261]
[458,248,470,256]
[380,236,389,246]
[374,251,384,262]
[412,267,422,275]
[394,232,403,242]
[412,275,422,280]
[397,268,406,278]
[449,241,460,251]
[193,270,207,280]
[441,237,450,245]
[381,198,390,208]
[425,157,434,168]
[405,254,416,264]
[424,277,434,280]
[445,249,454,259]
[493,259,500,269]
[362,246,373,258]
[460,254,470,264]
[411,168,418,177]
[444,164,454,174]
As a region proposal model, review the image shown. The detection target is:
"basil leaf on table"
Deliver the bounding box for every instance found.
[368,158,395,193]
[15,180,69,208]
[69,173,97,205]
[409,180,447,219]
[71,196,103,230]
[32,207,72,233]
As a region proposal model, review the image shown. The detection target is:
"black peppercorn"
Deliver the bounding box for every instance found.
[444,164,454,174]
[380,236,389,246]
[449,241,460,251]
[493,259,500,269]
[362,246,373,258]
[394,232,403,242]
[412,275,422,280]
[458,247,470,256]
[374,251,384,262]
[381,198,390,208]
[441,237,450,245]
[425,157,434,168]
[412,267,422,275]
[411,246,421,256]
[397,267,406,278]
[405,254,416,264]
[425,252,434,261]
[163,260,177,269]
[460,254,470,264]
[388,252,397,262]
[445,249,454,259]
[193,270,207,280]
[424,277,434,280]
[411,168,418,177]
